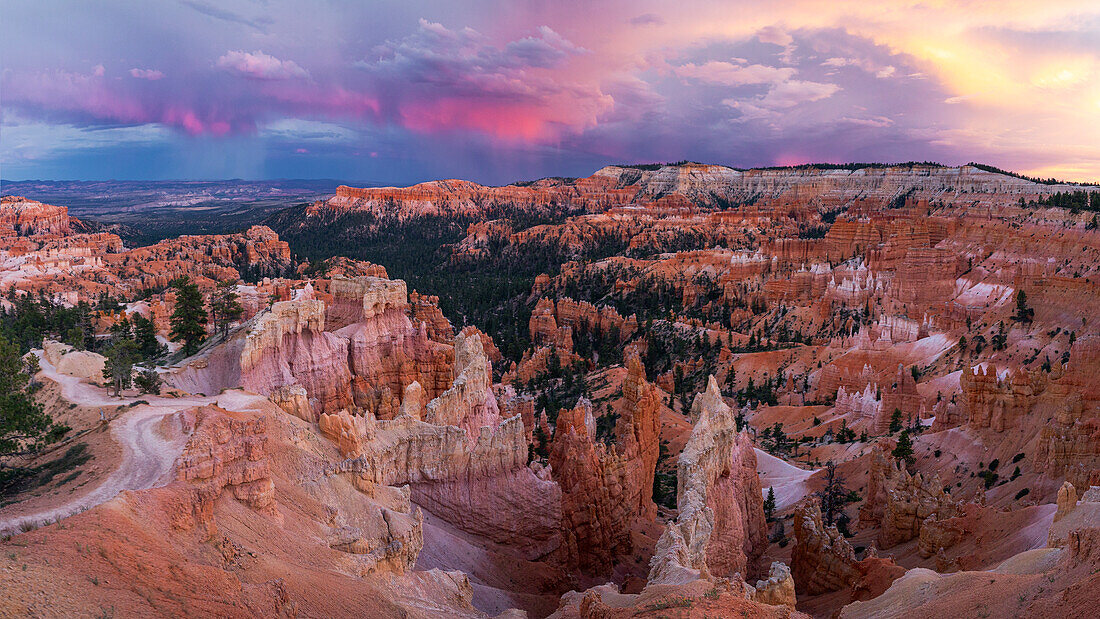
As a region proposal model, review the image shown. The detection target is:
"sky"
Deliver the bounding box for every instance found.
[2,0,1099,185]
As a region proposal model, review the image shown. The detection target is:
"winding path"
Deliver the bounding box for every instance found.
[0,352,267,535]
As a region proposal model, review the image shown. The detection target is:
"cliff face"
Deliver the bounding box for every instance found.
[172,275,462,422]
[648,376,767,585]
[792,501,862,594]
[330,277,454,417]
[294,298,565,563]
[961,363,1045,432]
[0,196,71,236]
[546,354,661,575]
[317,388,561,562]
[306,164,1073,225]
[171,405,278,536]
[240,297,354,415]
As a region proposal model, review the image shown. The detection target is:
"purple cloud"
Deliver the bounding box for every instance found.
[216,51,309,80]
[129,68,165,80]
[354,19,606,139]
[1,1,1098,182]
[629,13,665,27]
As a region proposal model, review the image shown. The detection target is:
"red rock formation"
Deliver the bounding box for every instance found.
[328,276,454,416]
[833,364,924,434]
[171,405,277,535]
[1035,397,1100,488]
[648,376,767,585]
[106,225,293,290]
[239,297,354,415]
[408,290,454,343]
[0,196,71,235]
[529,296,638,354]
[546,354,661,574]
[549,399,621,573]
[311,164,1064,227]
[792,500,863,594]
[961,363,1045,432]
[859,445,958,548]
[889,247,962,313]
[791,501,904,597]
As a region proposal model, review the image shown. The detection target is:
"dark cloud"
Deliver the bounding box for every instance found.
[178,0,272,32]
[629,13,664,27]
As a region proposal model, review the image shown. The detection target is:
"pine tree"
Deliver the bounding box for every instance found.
[1,337,67,458]
[109,316,132,340]
[889,408,903,433]
[102,338,140,397]
[169,277,208,357]
[1014,289,1034,323]
[211,280,244,338]
[892,430,916,465]
[816,461,851,526]
[134,368,162,395]
[764,487,777,521]
[132,314,162,361]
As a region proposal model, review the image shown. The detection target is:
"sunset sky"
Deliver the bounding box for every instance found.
[3,0,1099,184]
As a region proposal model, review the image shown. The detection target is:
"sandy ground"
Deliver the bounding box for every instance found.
[757,448,818,511]
[416,507,564,618]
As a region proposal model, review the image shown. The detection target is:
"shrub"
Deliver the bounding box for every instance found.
[979,470,999,489]
[134,368,162,395]
[1015,488,1030,500]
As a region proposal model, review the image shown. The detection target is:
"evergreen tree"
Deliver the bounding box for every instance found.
[836,419,855,443]
[764,487,777,521]
[816,461,851,526]
[1014,289,1034,323]
[889,408,903,433]
[892,430,916,466]
[132,314,163,360]
[532,425,550,459]
[109,316,132,340]
[102,338,140,397]
[211,280,244,338]
[169,277,208,356]
[0,337,67,459]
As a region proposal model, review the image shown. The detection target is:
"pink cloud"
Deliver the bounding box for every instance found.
[2,67,248,135]
[399,99,552,141]
[216,50,308,80]
[358,20,608,142]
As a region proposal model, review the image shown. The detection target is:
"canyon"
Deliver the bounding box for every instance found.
[3,162,1100,617]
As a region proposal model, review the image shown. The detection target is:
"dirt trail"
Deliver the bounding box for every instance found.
[0,352,267,535]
